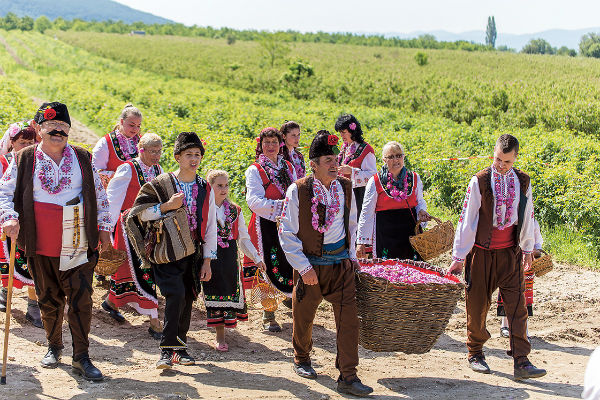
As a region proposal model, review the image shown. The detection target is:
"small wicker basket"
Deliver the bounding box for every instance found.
[248,270,287,312]
[356,258,463,354]
[409,217,455,261]
[95,247,127,276]
[531,250,553,277]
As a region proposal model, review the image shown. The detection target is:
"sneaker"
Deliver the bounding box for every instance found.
[172,349,195,366]
[40,347,62,368]
[263,321,282,332]
[292,362,317,379]
[337,377,373,397]
[500,327,510,338]
[156,349,173,369]
[468,354,491,374]
[514,359,547,381]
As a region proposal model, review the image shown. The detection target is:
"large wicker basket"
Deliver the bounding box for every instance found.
[95,247,127,276]
[356,259,463,354]
[409,217,454,261]
[248,270,287,312]
[531,250,553,277]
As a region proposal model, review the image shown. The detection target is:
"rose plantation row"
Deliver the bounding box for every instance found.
[0,29,598,265]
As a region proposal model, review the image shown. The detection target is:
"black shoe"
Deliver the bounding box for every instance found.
[40,347,62,368]
[26,300,43,329]
[101,300,125,323]
[282,298,292,309]
[156,349,173,369]
[263,321,282,332]
[172,349,195,366]
[337,377,374,397]
[293,362,317,379]
[500,327,510,338]
[72,357,104,381]
[514,360,547,381]
[468,354,491,374]
[148,327,162,340]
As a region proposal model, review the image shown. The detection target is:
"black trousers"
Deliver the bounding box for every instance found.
[153,255,196,350]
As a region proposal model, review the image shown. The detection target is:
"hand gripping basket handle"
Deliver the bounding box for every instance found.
[414,216,443,235]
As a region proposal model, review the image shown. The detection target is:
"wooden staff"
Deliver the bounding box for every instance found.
[0,233,16,385]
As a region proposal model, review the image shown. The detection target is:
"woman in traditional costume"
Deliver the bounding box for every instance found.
[205,170,265,351]
[102,133,164,338]
[356,141,430,260]
[0,121,42,327]
[281,121,306,179]
[127,131,217,369]
[243,127,297,332]
[335,114,377,218]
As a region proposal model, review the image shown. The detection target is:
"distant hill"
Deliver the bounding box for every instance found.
[0,0,172,24]
[375,27,600,51]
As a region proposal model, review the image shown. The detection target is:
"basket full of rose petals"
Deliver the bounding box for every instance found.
[355,258,463,354]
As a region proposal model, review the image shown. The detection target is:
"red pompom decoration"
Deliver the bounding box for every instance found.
[44,108,56,120]
[327,135,339,146]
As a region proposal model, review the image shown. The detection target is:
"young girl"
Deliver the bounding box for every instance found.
[0,121,42,328]
[127,132,217,369]
[281,121,305,179]
[205,170,265,351]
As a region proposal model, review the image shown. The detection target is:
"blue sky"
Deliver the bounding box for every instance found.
[114,0,600,34]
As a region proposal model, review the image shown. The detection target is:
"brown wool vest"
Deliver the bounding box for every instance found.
[13,145,100,257]
[296,175,353,257]
[474,167,530,249]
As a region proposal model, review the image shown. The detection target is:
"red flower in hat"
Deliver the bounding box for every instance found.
[327,135,339,146]
[44,108,56,120]
[256,137,261,143]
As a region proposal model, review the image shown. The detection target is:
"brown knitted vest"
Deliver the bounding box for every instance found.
[296,175,353,257]
[13,145,99,257]
[474,167,530,249]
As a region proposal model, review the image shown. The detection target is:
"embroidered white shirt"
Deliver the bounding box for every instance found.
[216,203,261,264]
[278,178,358,274]
[452,167,535,261]
[0,144,113,231]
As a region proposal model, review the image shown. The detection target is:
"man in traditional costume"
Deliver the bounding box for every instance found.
[279,131,373,397]
[448,134,546,381]
[0,102,112,381]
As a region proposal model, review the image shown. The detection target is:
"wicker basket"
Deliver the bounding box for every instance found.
[531,250,553,277]
[248,270,287,312]
[356,259,463,354]
[409,217,455,261]
[95,247,128,276]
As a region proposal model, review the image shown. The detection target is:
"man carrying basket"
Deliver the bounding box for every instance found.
[278,131,373,397]
[448,134,546,381]
[0,102,113,381]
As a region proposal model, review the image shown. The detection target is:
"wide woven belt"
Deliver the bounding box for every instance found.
[322,244,346,255]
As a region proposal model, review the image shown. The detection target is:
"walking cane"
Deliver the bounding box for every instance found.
[0,233,16,385]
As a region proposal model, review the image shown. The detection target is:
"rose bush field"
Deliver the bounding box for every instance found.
[0,29,598,263]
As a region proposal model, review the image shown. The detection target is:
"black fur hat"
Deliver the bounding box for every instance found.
[34,102,71,127]
[309,130,340,160]
[173,132,205,156]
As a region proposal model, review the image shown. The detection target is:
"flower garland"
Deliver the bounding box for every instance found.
[36,146,73,195]
[338,141,358,165]
[258,154,294,196]
[116,131,139,161]
[386,171,409,201]
[493,169,516,230]
[217,199,236,248]
[291,150,305,179]
[311,179,342,233]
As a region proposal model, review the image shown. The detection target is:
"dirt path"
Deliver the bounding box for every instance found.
[0,261,595,400]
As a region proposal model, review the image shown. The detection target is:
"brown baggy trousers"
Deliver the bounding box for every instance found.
[28,254,96,358]
[465,246,530,360]
[292,260,359,381]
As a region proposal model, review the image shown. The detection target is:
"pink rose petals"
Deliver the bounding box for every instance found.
[360,261,457,285]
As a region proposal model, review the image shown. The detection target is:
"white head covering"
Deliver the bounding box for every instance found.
[0,120,33,156]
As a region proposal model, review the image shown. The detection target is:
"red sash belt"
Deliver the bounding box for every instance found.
[34,201,63,257]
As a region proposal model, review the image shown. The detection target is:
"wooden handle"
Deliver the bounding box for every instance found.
[1,239,17,383]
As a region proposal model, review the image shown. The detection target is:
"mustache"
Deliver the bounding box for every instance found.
[47,129,68,137]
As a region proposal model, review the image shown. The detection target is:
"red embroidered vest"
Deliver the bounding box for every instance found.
[374,172,418,212]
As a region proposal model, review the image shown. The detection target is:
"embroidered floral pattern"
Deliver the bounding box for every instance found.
[258,154,294,196]
[270,246,293,286]
[290,150,306,179]
[458,187,471,223]
[311,179,342,233]
[36,146,73,195]
[109,130,139,161]
[493,169,516,230]
[217,200,237,248]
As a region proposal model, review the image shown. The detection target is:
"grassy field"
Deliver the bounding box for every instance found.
[0,29,598,268]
